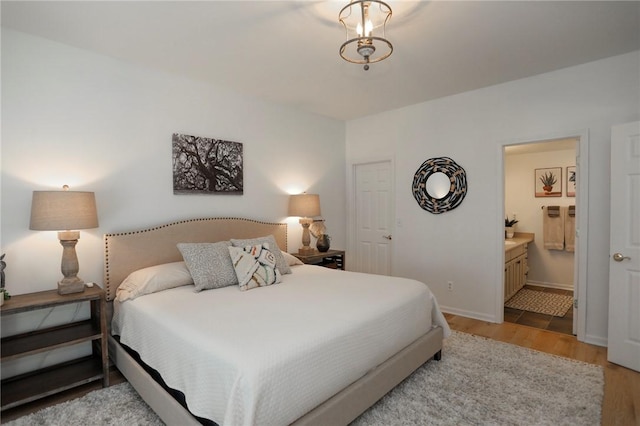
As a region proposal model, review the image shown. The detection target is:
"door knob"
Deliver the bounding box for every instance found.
[383,235,392,240]
[613,253,631,262]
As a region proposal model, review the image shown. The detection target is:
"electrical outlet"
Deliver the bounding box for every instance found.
[447,281,453,291]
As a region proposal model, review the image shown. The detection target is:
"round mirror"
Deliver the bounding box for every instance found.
[412,157,468,214]
[425,172,451,199]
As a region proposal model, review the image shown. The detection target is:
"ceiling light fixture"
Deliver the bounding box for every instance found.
[339,0,393,71]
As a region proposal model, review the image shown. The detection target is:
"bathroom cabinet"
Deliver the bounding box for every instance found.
[504,242,529,302]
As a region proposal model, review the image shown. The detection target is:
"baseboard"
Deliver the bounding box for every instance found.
[526,280,574,291]
[584,334,608,348]
[440,305,497,323]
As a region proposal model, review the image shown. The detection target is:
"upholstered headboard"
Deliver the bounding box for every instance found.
[104,218,287,302]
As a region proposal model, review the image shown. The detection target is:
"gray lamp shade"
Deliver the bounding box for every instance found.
[30,191,99,231]
[288,193,321,218]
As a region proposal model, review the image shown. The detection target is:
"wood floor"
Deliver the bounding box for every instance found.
[2,316,639,425]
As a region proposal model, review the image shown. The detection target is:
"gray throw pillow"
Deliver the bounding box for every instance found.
[230,235,292,275]
[177,241,238,291]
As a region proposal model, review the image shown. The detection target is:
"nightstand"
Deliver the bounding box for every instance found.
[292,249,345,270]
[0,286,108,411]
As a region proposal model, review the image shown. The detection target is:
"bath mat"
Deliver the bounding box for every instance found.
[505,288,573,317]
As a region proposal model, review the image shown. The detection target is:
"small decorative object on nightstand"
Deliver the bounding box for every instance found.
[293,249,345,270]
[0,285,108,411]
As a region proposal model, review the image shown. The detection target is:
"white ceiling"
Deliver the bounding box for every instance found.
[2,1,639,121]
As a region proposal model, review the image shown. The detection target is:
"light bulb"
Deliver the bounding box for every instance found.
[365,20,373,37]
[357,22,363,36]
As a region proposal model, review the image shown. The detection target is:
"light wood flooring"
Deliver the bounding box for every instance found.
[2,316,639,425]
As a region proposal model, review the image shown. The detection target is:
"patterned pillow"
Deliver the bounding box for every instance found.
[177,241,238,291]
[230,235,291,275]
[228,243,282,291]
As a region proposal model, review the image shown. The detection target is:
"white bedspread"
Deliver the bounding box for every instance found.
[112,265,450,425]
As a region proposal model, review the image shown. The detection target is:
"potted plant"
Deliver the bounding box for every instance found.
[0,253,6,306]
[0,288,9,307]
[539,171,557,194]
[505,218,518,239]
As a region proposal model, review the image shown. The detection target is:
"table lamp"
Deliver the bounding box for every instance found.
[30,186,99,295]
[288,193,321,254]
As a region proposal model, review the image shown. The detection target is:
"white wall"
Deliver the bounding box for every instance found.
[1,29,346,376]
[346,51,640,345]
[505,148,576,289]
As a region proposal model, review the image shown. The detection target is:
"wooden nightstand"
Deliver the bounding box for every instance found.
[292,249,345,270]
[0,286,108,411]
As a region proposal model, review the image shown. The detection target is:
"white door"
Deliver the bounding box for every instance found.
[354,161,393,275]
[608,121,640,372]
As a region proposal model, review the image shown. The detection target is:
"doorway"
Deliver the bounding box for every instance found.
[499,132,589,342]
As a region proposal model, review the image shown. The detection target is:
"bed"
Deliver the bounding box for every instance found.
[104,217,449,425]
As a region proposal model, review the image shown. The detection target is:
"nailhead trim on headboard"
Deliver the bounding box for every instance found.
[104,217,288,302]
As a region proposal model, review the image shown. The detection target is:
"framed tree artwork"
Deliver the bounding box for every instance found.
[172,133,243,194]
[566,166,576,197]
[535,167,562,197]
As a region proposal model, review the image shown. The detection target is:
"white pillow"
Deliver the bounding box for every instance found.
[282,251,304,266]
[116,261,193,302]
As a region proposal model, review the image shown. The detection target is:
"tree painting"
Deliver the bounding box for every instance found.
[172,133,243,194]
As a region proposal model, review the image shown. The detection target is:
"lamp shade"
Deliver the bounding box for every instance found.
[30,191,99,231]
[288,193,321,218]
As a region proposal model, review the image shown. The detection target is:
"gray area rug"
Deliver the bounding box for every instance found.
[5,331,603,426]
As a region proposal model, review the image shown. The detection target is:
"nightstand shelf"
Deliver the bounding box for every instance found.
[0,286,108,411]
[1,356,104,410]
[1,320,102,361]
[292,249,345,270]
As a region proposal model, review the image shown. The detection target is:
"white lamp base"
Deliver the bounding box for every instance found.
[58,278,85,295]
[299,217,315,255]
[57,231,86,295]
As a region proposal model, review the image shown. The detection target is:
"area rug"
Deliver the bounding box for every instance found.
[5,331,603,426]
[505,288,573,317]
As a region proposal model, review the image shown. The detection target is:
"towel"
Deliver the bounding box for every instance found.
[543,206,565,250]
[547,205,560,217]
[565,206,575,252]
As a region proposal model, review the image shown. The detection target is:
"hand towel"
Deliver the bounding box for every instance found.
[543,206,565,250]
[565,205,575,252]
[547,205,561,217]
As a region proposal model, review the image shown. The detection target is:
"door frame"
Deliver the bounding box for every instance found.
[496,129,589,342]
[347,157,395,274]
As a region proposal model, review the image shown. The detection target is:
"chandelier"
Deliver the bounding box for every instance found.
[339,0,393,71]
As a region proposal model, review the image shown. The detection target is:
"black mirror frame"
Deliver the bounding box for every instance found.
[412,157,468,214]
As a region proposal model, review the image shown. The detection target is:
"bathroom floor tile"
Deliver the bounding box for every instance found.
[548,315,574,335]
[504,287,574,336]
[504,307,523,323]
[516,311,552,329]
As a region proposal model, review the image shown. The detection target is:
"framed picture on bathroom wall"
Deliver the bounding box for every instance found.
[566,166,576,197]
[534,167,562,197]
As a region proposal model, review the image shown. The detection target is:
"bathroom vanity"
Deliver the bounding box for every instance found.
[504,233,534,302]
